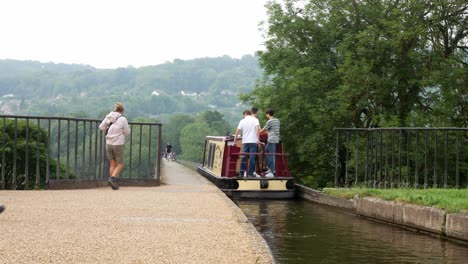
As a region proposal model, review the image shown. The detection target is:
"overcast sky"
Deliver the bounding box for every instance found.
[0,0,269,69]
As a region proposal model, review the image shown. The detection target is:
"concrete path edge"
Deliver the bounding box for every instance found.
[176,160,276,263]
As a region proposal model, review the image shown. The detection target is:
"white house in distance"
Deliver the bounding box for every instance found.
[180,91,197,96]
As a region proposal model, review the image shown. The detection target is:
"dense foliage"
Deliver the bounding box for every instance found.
[245,0,467,187]
[0,119,65,189]
[0,55,261,125]
[163,111,232,162]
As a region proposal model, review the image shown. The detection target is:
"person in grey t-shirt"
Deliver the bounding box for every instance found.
[260,108,280,177]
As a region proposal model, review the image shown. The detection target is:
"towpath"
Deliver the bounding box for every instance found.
[0,160,273,263]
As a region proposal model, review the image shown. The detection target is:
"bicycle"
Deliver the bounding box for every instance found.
[165,152,176,161]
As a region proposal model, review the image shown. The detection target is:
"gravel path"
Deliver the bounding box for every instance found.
[0,160,274,263]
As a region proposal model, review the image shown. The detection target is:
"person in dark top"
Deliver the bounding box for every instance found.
[165,143,173,160]
[0,204,5,214]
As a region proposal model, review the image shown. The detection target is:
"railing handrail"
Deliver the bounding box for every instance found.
[0,114,163,126]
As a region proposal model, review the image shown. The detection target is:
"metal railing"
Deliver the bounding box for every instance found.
[334,128,467,189]
[0,115,162,190]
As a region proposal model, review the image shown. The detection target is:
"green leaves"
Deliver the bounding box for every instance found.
[248,0,468,188]
[163,111,233,162]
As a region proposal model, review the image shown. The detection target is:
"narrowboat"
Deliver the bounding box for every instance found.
[197,135,295,199]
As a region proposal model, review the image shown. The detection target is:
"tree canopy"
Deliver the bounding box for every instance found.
[245,0,467,187]
[0,55,262,122]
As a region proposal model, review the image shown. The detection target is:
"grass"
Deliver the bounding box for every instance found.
[322,187,468,214]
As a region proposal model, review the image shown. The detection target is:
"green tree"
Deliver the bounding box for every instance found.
[247,0,467,187]
[0,119,65,189]
[199,110,232,133]
[179,122,212,162]
[162,114,195,155]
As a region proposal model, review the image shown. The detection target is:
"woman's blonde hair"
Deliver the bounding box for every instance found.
[114,102,124,113]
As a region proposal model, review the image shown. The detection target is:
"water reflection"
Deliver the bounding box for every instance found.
[235,199,468,264]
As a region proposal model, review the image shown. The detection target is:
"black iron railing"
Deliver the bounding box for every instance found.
[334,128,467,189]
[0,115,162,190]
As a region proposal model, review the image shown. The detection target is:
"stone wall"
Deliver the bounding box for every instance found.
[296,184,468,243]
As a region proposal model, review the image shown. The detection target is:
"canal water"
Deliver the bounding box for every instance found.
[235,199,468,264]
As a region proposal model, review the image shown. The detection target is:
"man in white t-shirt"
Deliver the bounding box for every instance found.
[233,109,260,177]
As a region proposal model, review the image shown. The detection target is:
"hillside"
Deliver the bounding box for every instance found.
[0,55,261,124]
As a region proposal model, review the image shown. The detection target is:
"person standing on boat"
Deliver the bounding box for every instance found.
[260,108,280,178]
[251,107,259,118]
[99,102,130,190]
[233,109,260,177]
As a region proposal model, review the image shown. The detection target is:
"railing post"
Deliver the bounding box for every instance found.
[74,120,79,179]
[370,132,374,187]
[444,130,448,188]
[456,131,459,189]
[129,124,133,178]
[148,125,152,179]
[46,118,51,185]
[365,131,369,186]
[35,118,40,189]
[355,131,359,186]
[1,117,5,189]
[57,119,61,180]
[94,121,98,180]
[334,130,339,187]
[406,130,410,187]
[157,125,162,180]
[379,130,383,188]
[414,130,419,189]
[13,118,18,189]
[384,130,393,189]
[391,130,395,188]
[433,130,438,188]
[345,131,349,188]
[66,120,71,179]
[374,131,378,188]
[81,120,86,179]
[398,129,402,187]
[25,118,29,189]
[138,124,143,178]
[88,121,93,179]
[100,125,105,179]
[424,130,428,189]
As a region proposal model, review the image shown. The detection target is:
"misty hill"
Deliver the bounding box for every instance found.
[0,55,261,123]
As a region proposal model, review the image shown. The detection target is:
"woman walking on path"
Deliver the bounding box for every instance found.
[99,102,130,190]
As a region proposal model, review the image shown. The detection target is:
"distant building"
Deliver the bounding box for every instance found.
[221,90,236,96]
[180,91,198,96]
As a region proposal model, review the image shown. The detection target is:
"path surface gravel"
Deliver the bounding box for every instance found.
[0,160,274,263]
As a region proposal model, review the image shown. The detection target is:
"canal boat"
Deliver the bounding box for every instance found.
[197,135,295,199]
